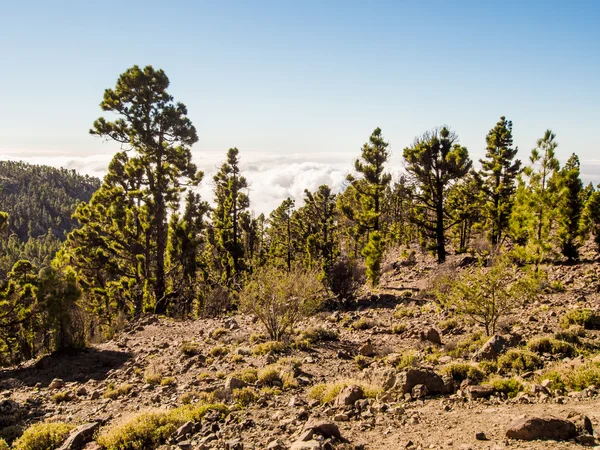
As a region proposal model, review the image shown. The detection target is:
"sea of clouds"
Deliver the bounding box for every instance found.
[1,150,598,216]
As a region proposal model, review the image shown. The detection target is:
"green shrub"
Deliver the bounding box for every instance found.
[233,368,258,384]
[179,341,201,357]
[301,326,339,343]
[445,332,486,358]
[485,376,523,398]
[209,345,229,357]
[160,377,176,386]
[438,318,459,332]
[351,318,376,330]
[554,327,584,345]
[392,323,407,334]
[478,360,498,375]
[526,336,576,357]
[561,309,600,329]
[13,422,74,450]
[209,328,227,339]
[51,391,73,403]
[252,341,287,356]
[97,404,228,450]
[239,266,324,340]
[540,362,600,391]
[395,351,419,369]
[232,387,257,406]
[354,355,371,370]
[104,383,133,400]
[393,305,416,319]
[257,367,281,386]
[308,380,381,404]
[498,349,542,374]
[441,363,484,383]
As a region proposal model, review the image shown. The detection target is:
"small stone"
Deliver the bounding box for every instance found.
[49,378,65,390]
[475,432,487,440]
[358,343,376,357]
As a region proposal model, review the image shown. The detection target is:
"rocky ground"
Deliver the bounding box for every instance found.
[1,247,600,450]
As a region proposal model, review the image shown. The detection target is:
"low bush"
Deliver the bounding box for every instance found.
[233,387,257,406]
[351,318,376,330]
[160,377,176,386]
[257,367,281,387]
[308,380,381,405]
[526,336,576,357]
[561,309,600,330]
[12,422,74,450]
[539,361,600,392]
[209,345,229,358]
[498,349,542,374]
[485,376,523,398]
[51,391,73,403]
[0,439,8,450]
[445,332,487,358]
[354,355,371,370]
[391,323,407,334]
[252,341,287,356]
[233,368,258,384]
[554,327,584,345]
[105,383,133,400]
[441,363,485,383]
[209,328,227,339]
[300,326,339,344]
[179,341,201,357]
[240,266,324,340]
[97,403,228,450]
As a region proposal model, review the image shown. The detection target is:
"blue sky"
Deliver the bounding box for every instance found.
[1,1,599,211]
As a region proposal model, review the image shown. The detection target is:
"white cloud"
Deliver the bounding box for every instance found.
[2,149,599,215]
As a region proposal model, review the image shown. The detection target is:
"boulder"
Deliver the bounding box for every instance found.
[506,415,577,441]
[419,327,441,345]
[334,385,364,406]
[566,411,594,436]
[224,376,247,393]
[474,334,519,361]
[49,378,65,390]
[465,385,494,400]
[358,343,376,357]
[58,422,100,450]
[302,420,342,440]
[394,368,446,395]
[411,384,428,399]
[290,441,321,450]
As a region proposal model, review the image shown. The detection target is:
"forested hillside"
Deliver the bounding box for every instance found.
[0,161,100,241]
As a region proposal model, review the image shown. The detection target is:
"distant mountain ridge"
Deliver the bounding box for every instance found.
[0,160,101,241]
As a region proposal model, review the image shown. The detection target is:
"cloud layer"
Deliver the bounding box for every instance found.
[2,150,599,216]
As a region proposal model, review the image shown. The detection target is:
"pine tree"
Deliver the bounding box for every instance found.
[446,173,484,253]
[509,130,559,264]
[555,154,584,260]
[211,148,249,287]
[298,185,338,275]
[90,65,202,314]
[403,127,472,263]
[479,116,522,247]
[582,187,600,254]
[267,198,296,271]
[345,128,391,284]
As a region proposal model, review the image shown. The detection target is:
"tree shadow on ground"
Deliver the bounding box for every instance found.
[0,347,132,388]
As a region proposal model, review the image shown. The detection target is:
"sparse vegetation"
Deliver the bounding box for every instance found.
[97,403,228,450]
[485,376,524,398]
[252,341,287,356]
[12,422,74,450]
[561,308,600,330]
[180,341,201,357]
[309,380,381,404]
[526,336,576,357]
[498,349,542,374]
[441,363,485,383]
[239,266,324,340]
[105,383,133,399]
